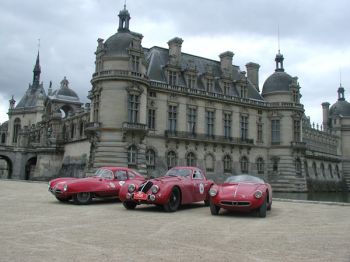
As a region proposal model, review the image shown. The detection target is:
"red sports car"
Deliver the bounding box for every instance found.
[209,175,272,217]
[48,167,145,204]
[119,166,214,212]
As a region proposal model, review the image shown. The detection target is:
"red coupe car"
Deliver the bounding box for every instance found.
[119,166,214,212]
[48,167,145,204]
[209,175,272,217]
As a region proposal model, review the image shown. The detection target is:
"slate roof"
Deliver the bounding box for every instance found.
[15,82,46,109]
[144,46,264,101]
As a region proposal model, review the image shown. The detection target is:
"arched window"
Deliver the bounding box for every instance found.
[223,155,232,173]
[328,164,333,179]
[12,118,21,143]
[312,162,317,177]
[320,163,325,178]
[128,145,137,167]
[167,151,177,169]
[272,157,279,172]
[146,149,155,169]
[70,123,75,139]
[304,161,309,177]
[257,157,264,174]
[205,154,214,172]
[186,152,196,167]
[335,165,340,179]
[295,158,302,176]
[79,121,84,137]
[240,156,249,173]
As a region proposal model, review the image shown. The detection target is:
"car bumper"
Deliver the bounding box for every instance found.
[48,187,72,198]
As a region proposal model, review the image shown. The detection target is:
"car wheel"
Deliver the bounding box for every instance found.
[73,192,92,205]
[163,187,181,212]
[210,200,220,215]
[257,196,267,218]
[56,196,70,203]
[204,199,210,206]
[267,202,272,211]
[123,201,137,210]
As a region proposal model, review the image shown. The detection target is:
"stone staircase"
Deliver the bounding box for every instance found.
[268,173,308,192]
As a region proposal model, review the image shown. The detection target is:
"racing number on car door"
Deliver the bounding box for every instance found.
[192,169,205,202]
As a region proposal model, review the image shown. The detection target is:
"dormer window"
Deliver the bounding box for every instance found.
[187,74,196,89]
[207,79,213,92]
[168,71,177,86]
[223,82,230,95]
[240,85,248,98]
[292,89,299,103]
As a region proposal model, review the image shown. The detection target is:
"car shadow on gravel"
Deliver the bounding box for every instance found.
[217,209,273,219]
[122,202,207,213]
[50,197,121,205]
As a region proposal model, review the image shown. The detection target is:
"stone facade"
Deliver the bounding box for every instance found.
[0,6,349,192]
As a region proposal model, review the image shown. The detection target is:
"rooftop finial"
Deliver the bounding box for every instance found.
[38,38,40,52]
[339,68,342,87]
[277,24,280,54]
[124,0,126,9]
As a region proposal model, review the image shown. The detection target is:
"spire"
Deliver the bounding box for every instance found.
[274,25,284,72]
[33,51,41,85]
[118,2,131,32]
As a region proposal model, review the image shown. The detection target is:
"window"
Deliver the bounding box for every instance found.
[292,90,299,103]
[169,71,177,85]
[168,105,177,132]
[257,122,263,143]
[205,154,214,172]
[295,158,302,176]
[115,170,127,181]
[223,155,232,172]
[148,109,156,129]
[146,149,155,169]
[1,133,5,144]
[79,121,84,137]
[240,85,248,98]
[272,158,279,172]
[271,119,280,144]
[223,82,230,95]
[223,113,231,138]
[186,152,196,167]
[187,108,196,135]
[131,55,140,72]
[294,120,301,142]
[167,151,177,169]
[128,145,137,166]
[70,123,75,139]
[128,94,139,123]
[193,169,203,179]
[312,162,317,177]
[206,79,213,92]
[93,93,100,122]
[206,111,215,137]
[240,115,248,140]
[257,157,264,174]
[328,164,333,178]
[335,165,340,179]
[240,156,249,173]
[148,91,157,97]
[321,163,325,178]
[187,75,196,89]
[13,118,21,143]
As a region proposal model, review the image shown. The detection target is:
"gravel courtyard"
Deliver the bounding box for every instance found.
[0,180,349,262]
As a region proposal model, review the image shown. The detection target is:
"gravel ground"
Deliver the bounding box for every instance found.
[0,180,349,262]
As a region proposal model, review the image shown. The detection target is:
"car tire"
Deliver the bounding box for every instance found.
[257,196,267,218]
[123,201,137,210]
[56,196,70,203]
[267,201,272,211]
[163,187,181,212]
[210,200,220,215]
[73,192,92,205]
[204,199,210,206]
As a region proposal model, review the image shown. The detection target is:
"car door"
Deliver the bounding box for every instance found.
[191,169,206,202]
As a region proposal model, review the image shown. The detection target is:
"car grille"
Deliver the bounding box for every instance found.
[220,201,250,207]
[138,180,153,193]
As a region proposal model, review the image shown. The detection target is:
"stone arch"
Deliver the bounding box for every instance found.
[240,155,249,174]
[256,156,265,174]
[0,155,13,179]
[165,149,178,169]
[185,151,197,167]
[25,157,37,180]
[204,152,215,172]
[222,154,232,173]
[60,104,74,118]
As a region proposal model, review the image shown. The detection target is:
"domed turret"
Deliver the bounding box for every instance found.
[262,52,294,96]
[50,77,80,102]
[329,86,350,117]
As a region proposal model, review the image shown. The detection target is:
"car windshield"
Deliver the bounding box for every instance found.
[165,168,192,177]
[94,168,114,179]
[225,175,264,183]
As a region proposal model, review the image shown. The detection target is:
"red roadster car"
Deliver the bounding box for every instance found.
[209,175,272,217]
[119,166,214,212]
[48,167,145,204]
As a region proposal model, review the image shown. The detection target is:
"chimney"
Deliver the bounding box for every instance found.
[322,102,330,130]
[219,51,234,74]
[246,62,260,92]
[167,37,183,66]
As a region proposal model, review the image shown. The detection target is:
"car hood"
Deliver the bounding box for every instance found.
[150,176,186,184]
[219,182,263,198]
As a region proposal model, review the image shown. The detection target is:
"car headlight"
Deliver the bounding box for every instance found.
[254,190,263,199]
[63,184,68,192]
[48,182,51,189]
[151,185,159,194]
[209,188,217,197]
[128,184,136,193]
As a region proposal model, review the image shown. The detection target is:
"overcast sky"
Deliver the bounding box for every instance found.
[1,0,349,126]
